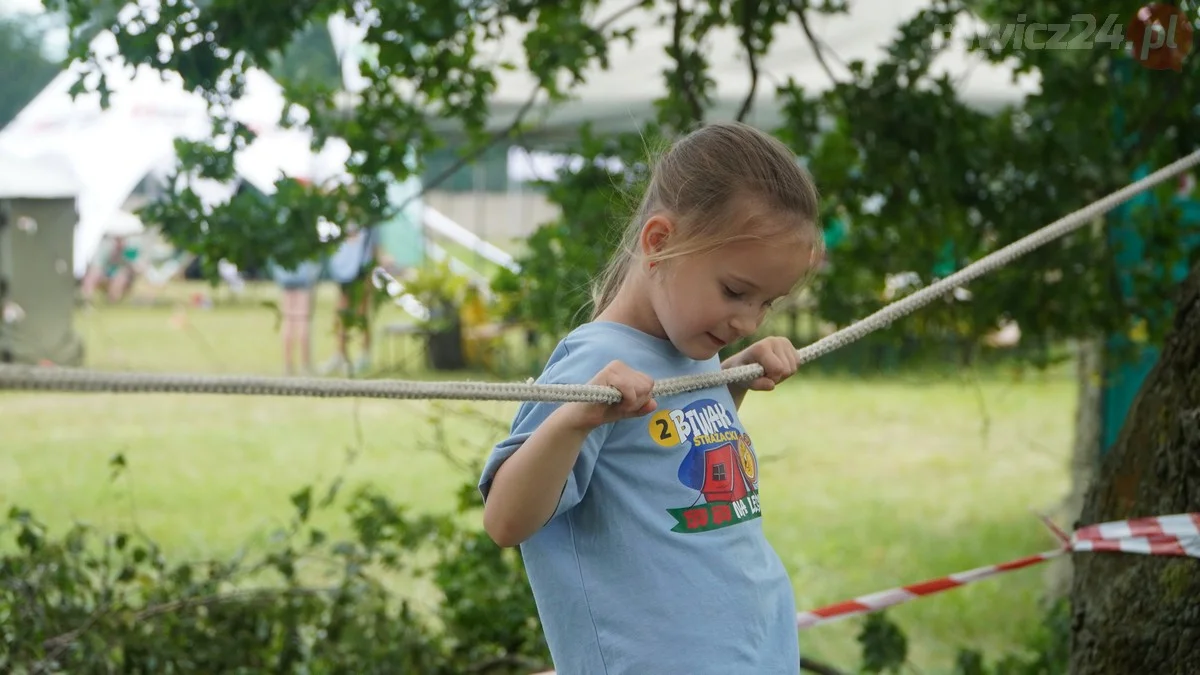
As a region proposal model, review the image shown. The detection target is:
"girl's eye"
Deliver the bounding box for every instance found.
[722,285,742,299]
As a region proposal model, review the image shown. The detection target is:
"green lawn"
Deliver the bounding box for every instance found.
[1,281,1078,672]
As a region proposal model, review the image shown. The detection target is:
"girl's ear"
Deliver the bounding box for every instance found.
[639,214,674,259]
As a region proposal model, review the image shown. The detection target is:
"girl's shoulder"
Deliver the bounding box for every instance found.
[535,323,624,385]
[536,321,707,386]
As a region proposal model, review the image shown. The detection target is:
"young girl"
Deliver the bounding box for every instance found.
[479,122,822,674]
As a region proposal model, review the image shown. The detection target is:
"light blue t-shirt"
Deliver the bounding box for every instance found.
[479,321,799,675]
[327,226,379,284]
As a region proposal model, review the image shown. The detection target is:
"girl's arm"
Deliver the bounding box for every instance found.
[727,384,749,411]
[483,403,595,547]
[483,360,656,548]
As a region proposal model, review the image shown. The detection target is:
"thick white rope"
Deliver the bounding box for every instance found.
[2,149,1198,403]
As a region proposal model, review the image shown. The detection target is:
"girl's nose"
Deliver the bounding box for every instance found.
[729,312,758,338]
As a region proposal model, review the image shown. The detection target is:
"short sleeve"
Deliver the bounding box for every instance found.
[478,343,613,521]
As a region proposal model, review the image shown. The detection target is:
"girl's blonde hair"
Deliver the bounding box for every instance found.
[590,122,822,318]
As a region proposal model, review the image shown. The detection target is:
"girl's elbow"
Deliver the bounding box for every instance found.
[483,502,526,548]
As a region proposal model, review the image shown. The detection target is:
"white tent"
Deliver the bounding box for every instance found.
[0,27,211,277]
[0,20,352,278]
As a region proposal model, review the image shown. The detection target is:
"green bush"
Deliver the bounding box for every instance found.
[853,604,1069,675]
[0,460,1067,675]
[0,466,549,674]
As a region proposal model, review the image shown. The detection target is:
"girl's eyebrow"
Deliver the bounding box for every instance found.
[727,274,760,290]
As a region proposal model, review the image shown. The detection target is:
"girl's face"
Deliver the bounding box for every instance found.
[643,221,814,361]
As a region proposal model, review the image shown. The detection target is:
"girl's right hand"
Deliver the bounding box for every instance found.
[559,360,657,430]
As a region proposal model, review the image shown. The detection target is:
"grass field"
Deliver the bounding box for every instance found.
[0,280,1078,672]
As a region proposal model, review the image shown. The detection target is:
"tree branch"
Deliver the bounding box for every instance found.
[391,0,650,214]
[596,0,652,32]
[736,0,761,121]
[39,587,334,654]
[671,0,704,123]
[792,1,840,87]
[394,84,541,215]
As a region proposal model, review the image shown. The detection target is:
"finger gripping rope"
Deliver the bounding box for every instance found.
[1,149,1199,401]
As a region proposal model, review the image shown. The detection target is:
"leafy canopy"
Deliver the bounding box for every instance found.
[46,0,1200,348]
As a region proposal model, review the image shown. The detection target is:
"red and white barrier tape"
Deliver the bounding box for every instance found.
[796,512,1200,630]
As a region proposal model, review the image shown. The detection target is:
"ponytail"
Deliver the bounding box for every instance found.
[589,180,658,320]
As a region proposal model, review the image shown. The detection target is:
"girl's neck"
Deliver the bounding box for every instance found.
[595,273,668,340]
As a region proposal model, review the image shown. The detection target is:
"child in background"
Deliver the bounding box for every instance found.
[268,257,322,376]
[479,122,823,674]
[324,222,386,376]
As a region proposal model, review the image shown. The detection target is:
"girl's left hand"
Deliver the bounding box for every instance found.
[721,336,799,392]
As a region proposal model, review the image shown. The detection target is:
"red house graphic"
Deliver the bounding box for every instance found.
[699,442,750,503]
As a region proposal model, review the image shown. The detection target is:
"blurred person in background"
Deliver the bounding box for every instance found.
[322,221,391,376]
[80,231,141,304]
[269,256,323,376]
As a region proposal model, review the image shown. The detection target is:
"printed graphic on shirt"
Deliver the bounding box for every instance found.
[647,399,761,534]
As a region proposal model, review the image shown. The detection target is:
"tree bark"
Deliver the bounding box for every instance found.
[1069,262,1200,675]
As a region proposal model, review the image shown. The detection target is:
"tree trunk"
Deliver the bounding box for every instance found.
[1068,262,1200,675]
